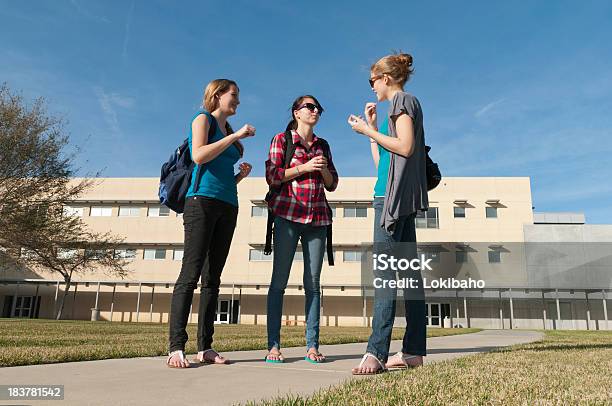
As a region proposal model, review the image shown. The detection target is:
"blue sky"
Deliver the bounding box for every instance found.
[1,1,611,223]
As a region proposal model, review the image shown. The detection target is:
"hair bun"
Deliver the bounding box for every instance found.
[398,53,413,67]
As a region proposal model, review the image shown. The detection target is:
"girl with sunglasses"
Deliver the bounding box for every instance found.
[167,79,255,368]
[264,95,339,364]
[348,53,429,374]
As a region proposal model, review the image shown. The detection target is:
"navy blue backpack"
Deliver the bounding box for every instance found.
[158,113,216,213]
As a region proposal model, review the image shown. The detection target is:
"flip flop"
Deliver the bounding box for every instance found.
[166,350,190,368]
[304,351,326,364]
[195,349,230,365]
[265,352,285,363]
[386,352,422,369]
[351,353,387,375]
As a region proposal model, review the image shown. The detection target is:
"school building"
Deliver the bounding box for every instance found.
[1,177,610,330]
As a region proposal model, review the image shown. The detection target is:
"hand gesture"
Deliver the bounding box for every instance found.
[238,162,252,178]
[302,155,328,173]
[347,114,369,135]
[234,124,256,140]
[364,102,377,128]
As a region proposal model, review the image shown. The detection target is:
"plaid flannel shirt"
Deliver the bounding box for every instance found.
[265,131,339,226]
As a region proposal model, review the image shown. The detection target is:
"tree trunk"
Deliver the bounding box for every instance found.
[55,278,71,320]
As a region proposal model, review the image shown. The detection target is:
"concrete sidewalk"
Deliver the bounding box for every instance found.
[0,330,542,406]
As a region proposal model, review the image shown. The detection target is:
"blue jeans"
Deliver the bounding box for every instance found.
[366,197,426,361]
[267,216,327,351]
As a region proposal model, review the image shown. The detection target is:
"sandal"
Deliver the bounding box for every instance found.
[195,349,230,365]
[166,350,190,368]
[265,350,285,364]
[386,352,423,369]
[351,353,387,375]
[304,349,326,364]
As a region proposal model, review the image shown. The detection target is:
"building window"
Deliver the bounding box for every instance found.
[488,250,501,263]
[344,207,368,218]
[173,249,184,261]
[12,296,34,318]
[57,248,78,259]
[143,248,166,260]
[331,207,336,217]
[343,250,363,262]
[453,207,466,218]
[486,207,498,218]
[249,249,273,261]
[90,206,113,217]
[148,206,170,217]
[63,206,84,217]
[416,208,439,229]
[455,250,467,263]
[114,249,137,260]
[251,206,267,217]
[119,206,142,217]
[85,249,107,260]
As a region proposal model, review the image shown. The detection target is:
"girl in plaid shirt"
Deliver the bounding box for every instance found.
[264,95,338,364]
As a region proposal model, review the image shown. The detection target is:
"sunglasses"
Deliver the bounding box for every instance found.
[296,102,323,115]
[369,74,384,88]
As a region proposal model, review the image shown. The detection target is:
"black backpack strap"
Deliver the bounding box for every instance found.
[326,224,334,266]
[193,113,217,194]
[264,130,297,256]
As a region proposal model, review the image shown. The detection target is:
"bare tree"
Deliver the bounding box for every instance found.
[0,84,129,319]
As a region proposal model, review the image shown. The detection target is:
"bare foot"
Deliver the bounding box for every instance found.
[352,353,385,375]
[385,353,423,369]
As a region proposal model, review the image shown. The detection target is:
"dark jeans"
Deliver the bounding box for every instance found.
[168,196,238,352]
[366,197,427,361]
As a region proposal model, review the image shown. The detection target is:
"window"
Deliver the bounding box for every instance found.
[20,248,36,259]
[119,206,142,217]
[488,250,501,263]
[148,206,170,217]
[453,207,466,218]
[455,250,468,263]
[251,206,267,217]
[173,249,184,261]
[115,249,137,260]
[143,248,167,260]
[293,251,303,261]
[57,248,78,259]
[416,208,439,229]
[343,250,363,262]
[90,206,112,217]
[331,207,336,217]
[486,207,498,218]
[344,207,368,218]
[85,249,107,260]
[13,296,33,318]
[63,206,84,217]
[249,249,273,261]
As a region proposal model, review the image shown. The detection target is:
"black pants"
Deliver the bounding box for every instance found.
[168,196,238,352]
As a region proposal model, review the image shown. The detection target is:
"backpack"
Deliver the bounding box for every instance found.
[425,145,441,191]
[158,112,217,213]
[264,131,335,266]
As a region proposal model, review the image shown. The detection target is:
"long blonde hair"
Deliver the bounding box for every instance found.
[202,79,243,156]
[371,52,414,87]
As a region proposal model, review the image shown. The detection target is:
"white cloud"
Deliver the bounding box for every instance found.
[94,87,135,138]
[474,98,505,118]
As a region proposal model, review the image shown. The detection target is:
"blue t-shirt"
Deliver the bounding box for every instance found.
[373,116,390,197]
[186,112,241,207]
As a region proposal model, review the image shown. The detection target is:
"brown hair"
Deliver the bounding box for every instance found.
[202,79,243,156]
[370,52,414,87]
[285,95,324,132]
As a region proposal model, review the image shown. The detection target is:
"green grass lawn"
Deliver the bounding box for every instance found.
[0,319,479,367]
[253,330,612,406]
